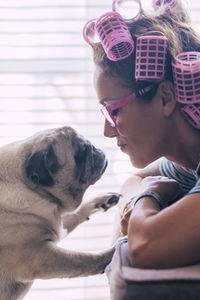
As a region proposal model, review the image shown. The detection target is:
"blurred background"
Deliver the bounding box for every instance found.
[0,0,198,299]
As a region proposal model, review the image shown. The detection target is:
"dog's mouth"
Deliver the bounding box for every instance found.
[74,143,107,185]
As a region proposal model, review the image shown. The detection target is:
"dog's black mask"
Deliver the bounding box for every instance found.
[25,145,60,187]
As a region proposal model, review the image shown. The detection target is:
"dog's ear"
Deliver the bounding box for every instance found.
[25,145,60,186]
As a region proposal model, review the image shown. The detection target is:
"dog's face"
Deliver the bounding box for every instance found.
[0,126,107,212]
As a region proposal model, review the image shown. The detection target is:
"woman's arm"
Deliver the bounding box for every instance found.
[128,191,200,269]
[119,159,163,235]
[119,159,162,215]
[136,158,163,178]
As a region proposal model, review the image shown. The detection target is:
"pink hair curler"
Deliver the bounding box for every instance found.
[172,52,200,104]
[112,0,142,22]
[82,19,100,45]
[152,0,177,9]
[95,11,134,61]
[135,34,168,81]
[181,104,200,129]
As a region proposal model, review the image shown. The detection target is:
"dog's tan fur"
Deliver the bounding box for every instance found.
[0,126,119,300]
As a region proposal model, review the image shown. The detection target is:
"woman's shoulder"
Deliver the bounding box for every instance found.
[160,158,198,194]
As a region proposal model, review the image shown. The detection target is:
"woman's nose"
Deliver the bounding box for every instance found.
[104,119,118,138]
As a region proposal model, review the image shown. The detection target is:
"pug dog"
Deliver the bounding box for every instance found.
[0,126,120,300]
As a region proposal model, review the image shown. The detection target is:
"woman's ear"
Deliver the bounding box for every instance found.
[156,80,177,117]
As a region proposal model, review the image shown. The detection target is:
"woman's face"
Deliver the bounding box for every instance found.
[94,66,168,168]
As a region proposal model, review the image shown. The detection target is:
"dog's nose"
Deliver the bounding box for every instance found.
[92,146,103,155]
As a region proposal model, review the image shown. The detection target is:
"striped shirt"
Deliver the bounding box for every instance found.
[159,158,200,195]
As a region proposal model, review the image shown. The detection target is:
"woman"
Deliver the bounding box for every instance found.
[83,0,200,270]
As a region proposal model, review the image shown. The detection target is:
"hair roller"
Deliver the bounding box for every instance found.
[135,34,168,81]
[181,104,200,129]
[112,0,142,22]
[172,52,200,104]
[95,11,134,61]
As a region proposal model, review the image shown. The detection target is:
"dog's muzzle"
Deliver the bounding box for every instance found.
[74,143,107,185]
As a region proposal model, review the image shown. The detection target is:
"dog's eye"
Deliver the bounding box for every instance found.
[74,146,87,166]
[45,145,59,174]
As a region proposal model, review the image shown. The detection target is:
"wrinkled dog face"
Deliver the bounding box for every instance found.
[24,126,107,211]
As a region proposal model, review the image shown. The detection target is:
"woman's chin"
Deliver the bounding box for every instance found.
[129,155,150,169]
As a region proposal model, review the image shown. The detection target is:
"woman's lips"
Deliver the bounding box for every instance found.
[117,143,127,151]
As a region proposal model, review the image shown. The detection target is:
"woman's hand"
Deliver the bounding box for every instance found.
[120,176,183,236]
[120,198,135,236]
[141,176,184,207]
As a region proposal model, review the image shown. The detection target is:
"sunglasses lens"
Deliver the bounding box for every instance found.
[100,106,116,127]
[83,19,100,45]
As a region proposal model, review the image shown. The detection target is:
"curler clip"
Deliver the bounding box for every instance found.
[112,0,142,22]
[135,33,168,81]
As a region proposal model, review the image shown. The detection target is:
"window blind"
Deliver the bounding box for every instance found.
[0,1,198,299]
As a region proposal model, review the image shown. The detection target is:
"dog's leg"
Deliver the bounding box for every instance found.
[63,192,120,234]
[18,243,115,281]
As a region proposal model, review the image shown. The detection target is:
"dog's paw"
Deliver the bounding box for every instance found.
[94,192,121,212]
[79,193,121,220]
